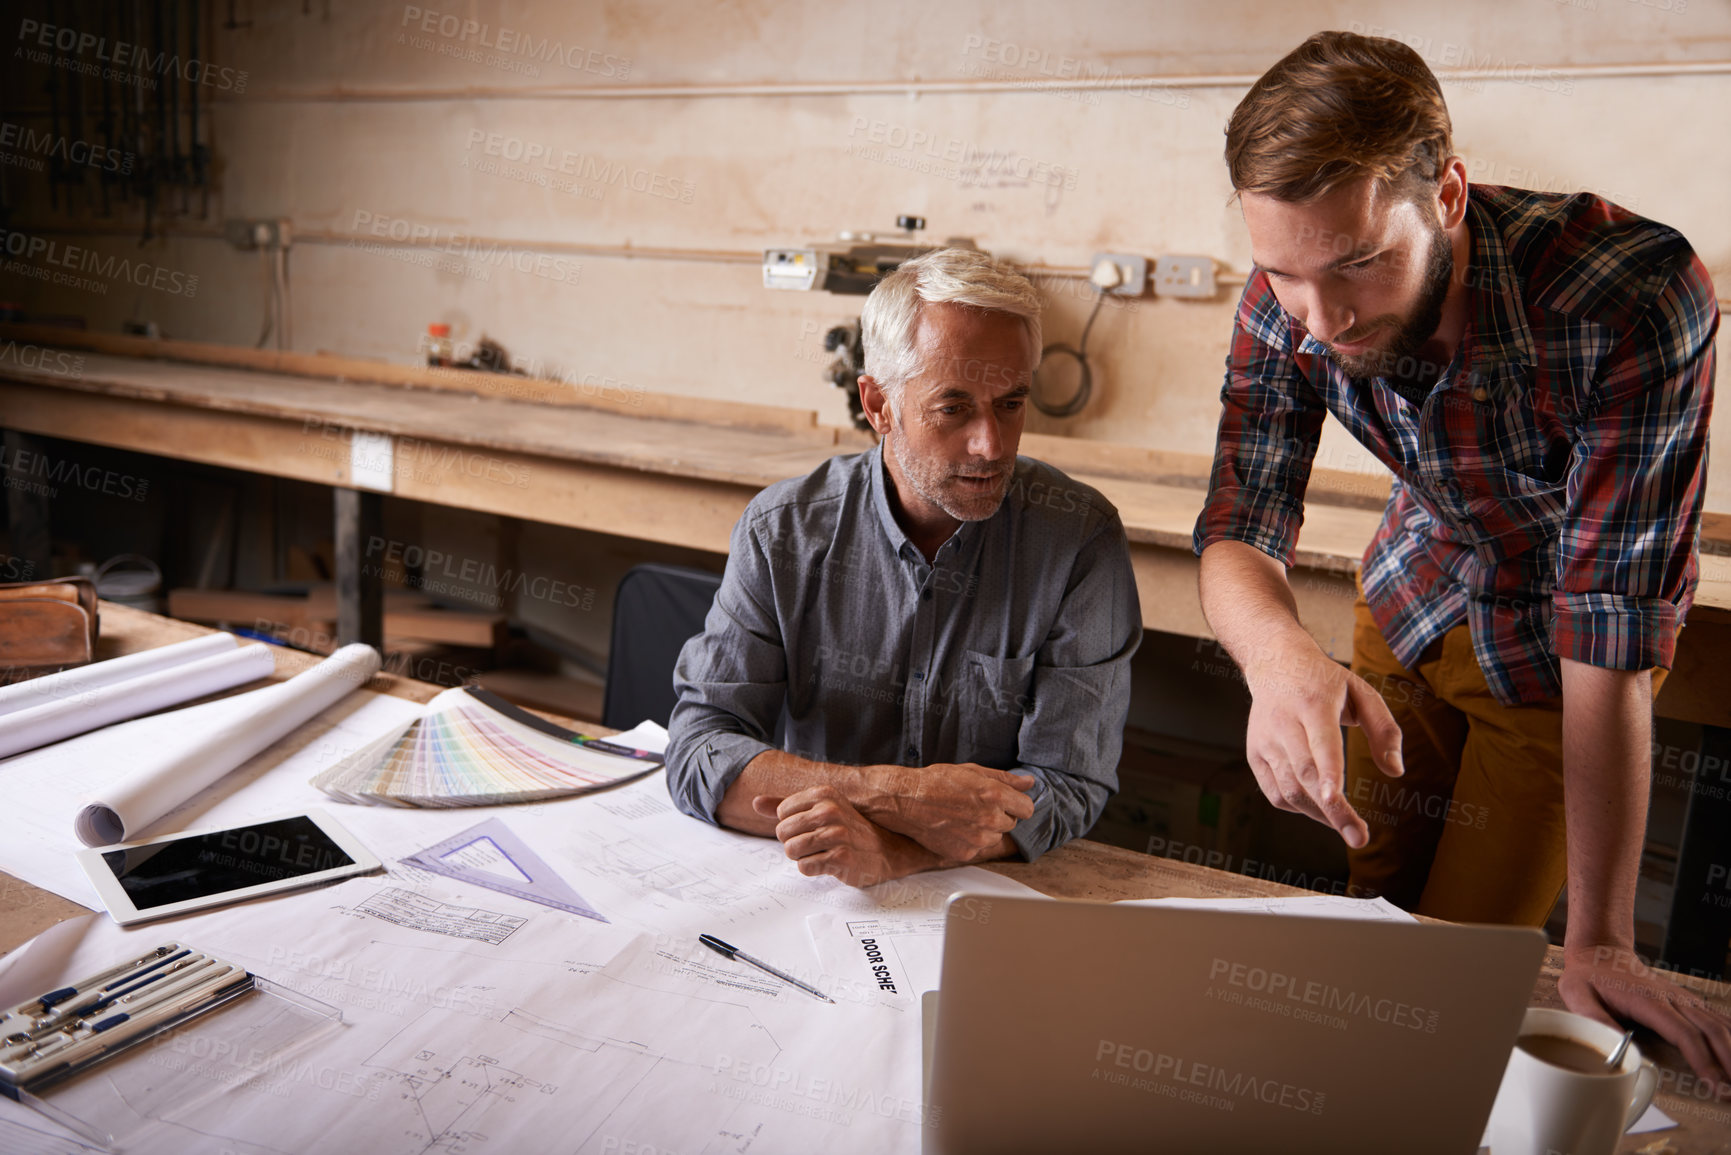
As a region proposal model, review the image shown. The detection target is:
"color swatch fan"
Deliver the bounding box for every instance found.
[312,686,662,807]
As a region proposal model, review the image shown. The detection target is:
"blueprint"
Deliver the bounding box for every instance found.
[0,760,1045,1155]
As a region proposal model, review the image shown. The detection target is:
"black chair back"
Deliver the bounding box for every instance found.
[602,563,723,730]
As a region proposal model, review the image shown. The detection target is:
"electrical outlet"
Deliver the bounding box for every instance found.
[1155,255,1217,299]
[224,218,292,250]
[1090,253,1147,297]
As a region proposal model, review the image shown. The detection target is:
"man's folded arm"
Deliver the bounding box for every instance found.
[665,514,788,824]
[1006,510,1143,861]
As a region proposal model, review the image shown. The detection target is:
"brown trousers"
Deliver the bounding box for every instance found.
[1344,589,1667,927]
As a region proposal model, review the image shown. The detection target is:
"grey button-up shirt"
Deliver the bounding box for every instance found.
[665,442,1141,861]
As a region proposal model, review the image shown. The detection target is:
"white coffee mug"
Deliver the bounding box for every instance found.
[1484,1007,1658,1155]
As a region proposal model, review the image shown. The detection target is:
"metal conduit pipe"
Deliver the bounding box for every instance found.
[14,225,1723,305]
[207,58,1731,102]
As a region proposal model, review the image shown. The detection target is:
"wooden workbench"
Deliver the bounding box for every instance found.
[2,604,1727,1153]
[2,326,1728,727]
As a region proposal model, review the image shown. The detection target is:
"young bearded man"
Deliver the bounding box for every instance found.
[1194,31,1727,1081]
[667,248,1141,889]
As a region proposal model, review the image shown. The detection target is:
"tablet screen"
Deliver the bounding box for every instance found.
[98,815,357,910]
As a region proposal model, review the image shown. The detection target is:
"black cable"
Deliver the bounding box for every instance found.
[189,0,203,189]
[1032,290,1106,418]
[99,0,116,215]
[254,247,274,348]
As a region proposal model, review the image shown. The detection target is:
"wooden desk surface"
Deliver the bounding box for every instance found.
[3,605,1728,1151]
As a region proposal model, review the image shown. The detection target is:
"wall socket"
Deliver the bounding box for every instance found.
[1089,253,1147,297]
[1155,255,1217,299]
[224,219,292,250]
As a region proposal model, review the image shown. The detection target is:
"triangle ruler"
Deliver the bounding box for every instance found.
[404,817,607,923]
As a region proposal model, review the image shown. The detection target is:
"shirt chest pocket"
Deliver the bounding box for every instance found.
[1480,384,1573,486]
[1458,393,1572,525]
[957,650,1035,766]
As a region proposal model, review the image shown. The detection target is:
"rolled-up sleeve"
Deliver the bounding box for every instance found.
[1553,250,1718,670]
[665,511,787,823]
[1192,273,1328,565]
[1008,511,1142,860]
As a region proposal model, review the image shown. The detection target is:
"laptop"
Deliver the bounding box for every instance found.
[922,894,1546,1155]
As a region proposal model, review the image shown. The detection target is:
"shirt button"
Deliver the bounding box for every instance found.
[904,745,917,758]
[922,589,933,601]
[912,670,924,681]
[1472,387,1489,402]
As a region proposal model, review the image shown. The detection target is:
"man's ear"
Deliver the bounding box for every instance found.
[1435,156,1469,230]
[858,374,894,437]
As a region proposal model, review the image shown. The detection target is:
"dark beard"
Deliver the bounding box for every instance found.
[1333,222,1454,398]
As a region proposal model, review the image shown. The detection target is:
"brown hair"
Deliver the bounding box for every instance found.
[1225,31,1453,204]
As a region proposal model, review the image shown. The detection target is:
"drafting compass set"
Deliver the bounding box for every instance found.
[0,940,343,1149]
[0,943,255,1099]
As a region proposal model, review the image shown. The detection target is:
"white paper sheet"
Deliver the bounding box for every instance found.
[805,873,1051,1012]
[1631,1104,1678,1132]
[0,913,100,1008]
[72,644,381,846]
[0,640,276,760]
[1477,1090,1675,1149]
[1117,893,1420,922]
[0,633,240,719]
[606,719,669,754]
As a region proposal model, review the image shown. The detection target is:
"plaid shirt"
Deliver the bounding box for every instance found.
[1194,185,1718,705]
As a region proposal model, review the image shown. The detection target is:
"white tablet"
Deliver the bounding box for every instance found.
[75,809,383,926]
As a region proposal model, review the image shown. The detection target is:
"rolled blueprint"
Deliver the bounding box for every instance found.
[0,632,243,721]
[0,642,278,760]
[74,643,382,847]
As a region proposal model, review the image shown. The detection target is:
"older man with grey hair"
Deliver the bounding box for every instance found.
[666,248,1141,887]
